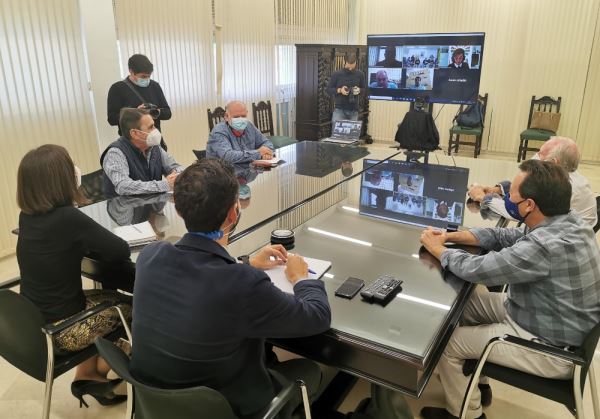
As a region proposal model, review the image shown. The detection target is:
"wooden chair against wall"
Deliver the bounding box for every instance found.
[518,95,561,162]
[207,106,226,132]
[448,93,489,158]
[252,100,297,149]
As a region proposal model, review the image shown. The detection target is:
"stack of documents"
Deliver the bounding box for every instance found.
[113,221,157,247]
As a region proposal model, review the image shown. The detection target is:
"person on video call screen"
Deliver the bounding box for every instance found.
[448,48,470,69]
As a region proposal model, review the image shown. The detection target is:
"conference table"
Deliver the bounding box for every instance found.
[78,141,519,398]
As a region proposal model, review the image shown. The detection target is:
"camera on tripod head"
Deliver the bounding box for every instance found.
[142,103,160,118]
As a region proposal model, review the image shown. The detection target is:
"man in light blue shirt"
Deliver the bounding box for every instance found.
[206,100,274,164]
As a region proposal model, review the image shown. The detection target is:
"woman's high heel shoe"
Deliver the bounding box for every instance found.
[71,379,127,408]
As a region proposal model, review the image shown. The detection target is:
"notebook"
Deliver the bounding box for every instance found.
[252,157,282,167]
[321,120,362,145]
[112,221,157,247]
[266,256,332,294]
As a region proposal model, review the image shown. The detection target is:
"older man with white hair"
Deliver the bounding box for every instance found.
[468,136,597,226]
[206,100,274,164]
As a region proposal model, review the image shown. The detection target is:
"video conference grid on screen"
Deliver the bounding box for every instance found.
[367,32,485,105]
[359,159,470,229]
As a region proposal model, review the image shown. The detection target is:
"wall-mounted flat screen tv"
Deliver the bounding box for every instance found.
[367,32,485,104]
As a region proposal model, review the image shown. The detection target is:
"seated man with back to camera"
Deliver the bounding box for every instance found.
[418,160,600,419]
[206,100,274,164]
[101,108,184,197]
[130,158,331,418]
[468,136,597,227]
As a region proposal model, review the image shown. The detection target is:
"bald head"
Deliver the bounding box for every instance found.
[538,136,580,172]
[225,100,247,118]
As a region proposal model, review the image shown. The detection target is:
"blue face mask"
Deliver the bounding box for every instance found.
[230,117,249,131]
[504,192,529,222]
[134,77,150,88]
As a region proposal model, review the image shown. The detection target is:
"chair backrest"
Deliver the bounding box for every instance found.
[577,320,600,391]
[80,169,106,206]
[527,95,561,129]
[95,338,237,419]
[207,106,226,132]
[593,196,600,233]
[479,93,489,125]
[0,290,49,381]
[252,100,275,136]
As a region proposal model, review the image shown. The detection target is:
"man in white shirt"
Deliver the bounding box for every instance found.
[468,136,597,227]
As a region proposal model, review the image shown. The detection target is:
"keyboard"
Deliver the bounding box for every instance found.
[360,274,403,305]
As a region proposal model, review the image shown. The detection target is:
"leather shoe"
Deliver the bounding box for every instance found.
[420,406,486,419]
[479,383,492,407]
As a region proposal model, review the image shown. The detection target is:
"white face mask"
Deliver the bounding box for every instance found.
[144,129,162,147]
[531,153,540,160]
[74,165,82,188]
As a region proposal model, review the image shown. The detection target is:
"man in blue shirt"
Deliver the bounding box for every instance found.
[206,100,274,164]
[131,158,331,418]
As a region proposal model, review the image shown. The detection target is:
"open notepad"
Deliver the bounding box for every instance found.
[113,221,157,247]
[265,256,331,294]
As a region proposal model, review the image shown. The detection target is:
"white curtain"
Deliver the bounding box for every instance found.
[215,0,277,108]
[114,0,216,162]
[0,0,99,257]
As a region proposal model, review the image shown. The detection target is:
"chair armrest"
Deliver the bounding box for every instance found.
[492,335,585,366]
[42,301,115,336]
[256,381,296,419]
[0,277,20,289]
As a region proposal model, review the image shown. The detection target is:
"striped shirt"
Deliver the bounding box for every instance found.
[102,146,183,196]
[441,212,600,347]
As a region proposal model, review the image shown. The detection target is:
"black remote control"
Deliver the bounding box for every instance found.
[360,274,403,305]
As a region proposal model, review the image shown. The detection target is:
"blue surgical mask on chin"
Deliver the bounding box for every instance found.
[230,117,249,131]
[503,192,529,223]
[134,77,150,88]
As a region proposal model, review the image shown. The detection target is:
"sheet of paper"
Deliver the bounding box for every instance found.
[112,221,157,246]
[252,157,280,167]
[265,256,331,294]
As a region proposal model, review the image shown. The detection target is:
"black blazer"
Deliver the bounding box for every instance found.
[131,233,331,417]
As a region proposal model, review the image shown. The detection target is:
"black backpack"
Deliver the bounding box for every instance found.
[394,110,440,151]
[454,101,483,128]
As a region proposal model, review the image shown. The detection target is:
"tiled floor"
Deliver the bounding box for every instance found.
[1,147,600,418]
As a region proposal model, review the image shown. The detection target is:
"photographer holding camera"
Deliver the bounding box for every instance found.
[107,54,172,150]
[326,52,365,124]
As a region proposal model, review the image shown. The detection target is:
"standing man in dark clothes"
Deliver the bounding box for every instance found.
[326,52,366,124]
[107,54,171,150]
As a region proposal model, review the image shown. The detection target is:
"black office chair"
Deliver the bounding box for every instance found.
[593,196,600,233]
[252,100,297,149]
[208,106,226,132]
[193,149,207,160]
[518,95,561,162]
[95,337,312,419]
[459,323,600,419]
[79,169,106,206]
[0,282,130,419]
[448,93,488,158]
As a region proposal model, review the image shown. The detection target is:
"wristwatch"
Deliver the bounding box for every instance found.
[237,255,250,265]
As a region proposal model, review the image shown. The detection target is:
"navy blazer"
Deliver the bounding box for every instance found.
[131,233,331,417]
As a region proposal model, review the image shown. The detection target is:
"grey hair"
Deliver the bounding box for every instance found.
[225,100,246,112]
[546,136,580,172]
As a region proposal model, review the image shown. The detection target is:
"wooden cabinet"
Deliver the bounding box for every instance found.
[295,44,371,142]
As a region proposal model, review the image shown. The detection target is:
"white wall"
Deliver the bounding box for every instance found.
[353,0,600,160]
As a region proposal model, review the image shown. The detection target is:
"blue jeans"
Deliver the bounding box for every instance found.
[332,108,359,124]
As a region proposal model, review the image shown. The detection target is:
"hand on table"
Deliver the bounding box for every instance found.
[258,146,274,160]
[250,245,288,270]
[285,254,308,285]
[166,171,179,190]
[420,227,448,249]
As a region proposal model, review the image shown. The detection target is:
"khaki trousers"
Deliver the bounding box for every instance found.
[438,285,573,418]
